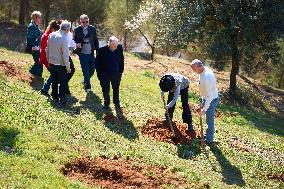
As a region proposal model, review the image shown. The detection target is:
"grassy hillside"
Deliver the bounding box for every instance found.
[0,48,283,188]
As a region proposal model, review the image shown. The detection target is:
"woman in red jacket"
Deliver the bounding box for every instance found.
[40,20,60,96]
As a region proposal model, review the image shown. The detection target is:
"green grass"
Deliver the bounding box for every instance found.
[0,48,283,188]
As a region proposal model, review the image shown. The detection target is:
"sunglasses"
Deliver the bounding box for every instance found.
[81,21,89,24]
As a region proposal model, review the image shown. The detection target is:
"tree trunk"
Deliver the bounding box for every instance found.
[229,33,240,95]
[229,0,240,95]
[151,46,155,61]
[44,0,51,30]
[137,28,155,60]
[19,0,27,25]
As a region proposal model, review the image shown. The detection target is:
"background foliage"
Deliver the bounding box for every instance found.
[0,0,283,90]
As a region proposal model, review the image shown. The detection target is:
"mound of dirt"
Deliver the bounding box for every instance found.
[0,60,45,89]
[141,118,193,144]
[0,60,32,82]
[62,156,186,189]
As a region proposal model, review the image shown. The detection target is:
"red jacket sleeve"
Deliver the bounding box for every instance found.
[39,33,49,68]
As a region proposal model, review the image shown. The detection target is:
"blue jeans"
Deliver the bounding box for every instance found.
[204,97,219,143]
[42,57,75,92]
[42,75,53,92]
[29,50,43,77]
[79,54,95,90]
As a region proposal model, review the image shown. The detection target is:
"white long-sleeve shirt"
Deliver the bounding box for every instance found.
[199,67,219,111]
[161,73,190,108]
[66,32,76,48]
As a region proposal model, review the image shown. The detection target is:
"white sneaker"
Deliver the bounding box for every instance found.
[86,89,91,93]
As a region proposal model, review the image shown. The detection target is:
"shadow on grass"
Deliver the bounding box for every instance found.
[209,145,246,186]
[0,127,21,154]
[219,104,284,137]
[80,91,104,120]
[80,91,139,140]
[48,95,81,115]
[176,139,202,159]
[29,76,44,91]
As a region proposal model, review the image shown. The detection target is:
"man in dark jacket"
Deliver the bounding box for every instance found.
[96,36,124,110]
[26,11,43,77]
[73,14,99,93]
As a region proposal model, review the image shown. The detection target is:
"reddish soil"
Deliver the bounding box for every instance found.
[267,173,284,182]
[103,113,120,124]
[62,156,186,189]
[0,60,32,82]
[141,118,194,144]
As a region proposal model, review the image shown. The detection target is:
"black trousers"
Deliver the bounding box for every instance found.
[50,64,68,100]
[66,57,75,93]
[68,57,75,82]
[98,72,122,106]
[167,86,193,127]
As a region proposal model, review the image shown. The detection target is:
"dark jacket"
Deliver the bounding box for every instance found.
[96,44,124,74]
[73,25,99,54]
[26,21,42,53]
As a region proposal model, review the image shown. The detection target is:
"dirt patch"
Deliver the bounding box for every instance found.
[0,60,32,82]
[0,60,45,90]
[230,138,252,152]
[103,113,120,124]
[62,156,186,189]
[267,173,284,182]
[141,118,193,144]
[102,108,128,124]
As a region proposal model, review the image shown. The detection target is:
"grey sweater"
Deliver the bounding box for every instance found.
[161,73,190,108]
[46,30,70,71]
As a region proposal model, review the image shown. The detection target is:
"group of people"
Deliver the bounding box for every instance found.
[26,12,124,108]
[26,11,219,145]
